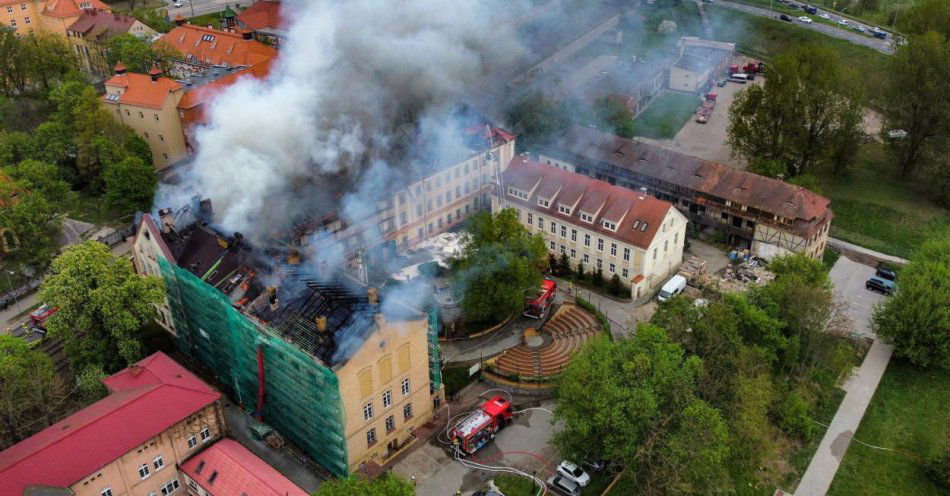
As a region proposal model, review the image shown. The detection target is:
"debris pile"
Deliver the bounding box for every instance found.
[713,258,774,293]
[677,255,708,282]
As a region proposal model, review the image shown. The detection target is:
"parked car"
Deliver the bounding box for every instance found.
[838,18,848,25]
[819,12,830,19]
[657,275,688,302]
[853,24,866,32]
[876,267,897,281]
[557,461,590,487]
[547,476,582,496]
[865,276,895,295]
[717,78,727,87]
[804,5,818,14]
[798,16,813,23]
[173,0,182,6]
[473,492,505,496]
[873,29,887,39]
[780,14,793,22]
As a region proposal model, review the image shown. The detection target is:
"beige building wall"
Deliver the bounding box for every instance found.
[132,217,177,335]
[386,138,516,251]
[0,0,40,36]
[752,218,830,261]
[334,314,438,471]
[104,88,188,170]
[68,402,225,496]
[69,20,157,76]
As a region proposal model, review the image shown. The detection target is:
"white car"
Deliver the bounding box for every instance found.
[172,0,182,5]
[798,16,812,23]
[838,18,848,25]
[557,461,591,487]
[819,13,830,19]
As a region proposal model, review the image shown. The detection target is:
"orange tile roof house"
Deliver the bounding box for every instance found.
[66,9,157,75]
[236,0,285,46]
[496,157,688,297]
[38,0,111,37]
[156,19,277,79]
[540,125,834,260]
[0,352,226,496]
[180,439,308,496]
[102,63,189,170]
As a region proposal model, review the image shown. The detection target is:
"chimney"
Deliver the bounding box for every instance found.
[128,364,144,377]
[374,313,385,329]
[639,187,647,200]
[158,207,174,233]
[241,28,254,41]
[367,287,378,305]
[286,249,300,265]
[315,315,327,333]
[149,66,162,82]
[267,286,278,311]
[114,61,127,75]
[173,15,187,26]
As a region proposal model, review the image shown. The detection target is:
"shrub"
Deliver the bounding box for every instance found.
[775,387,814,440]
[925,451,950,490]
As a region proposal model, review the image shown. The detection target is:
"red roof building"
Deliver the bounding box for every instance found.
[41,0,110,19]
[156,23,277,78]
[180,439,308,496]
[236,0,285,46]
[0,352,225,496]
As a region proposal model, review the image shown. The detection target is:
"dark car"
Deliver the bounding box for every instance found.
[866,276,895,295]
[780,14,793,22]
[473,492,505,496]
[876,267,897,281]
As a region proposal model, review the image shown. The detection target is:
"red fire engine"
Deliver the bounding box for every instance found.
[524,278,556,319]
[450,396,513,456]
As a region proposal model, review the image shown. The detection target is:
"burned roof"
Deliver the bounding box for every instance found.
[675,45,731,72]
[163,223,247,288]
[546,126,832,236]
[585,59,666,96]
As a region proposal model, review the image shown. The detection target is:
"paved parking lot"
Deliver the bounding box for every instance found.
[828,256,885,337]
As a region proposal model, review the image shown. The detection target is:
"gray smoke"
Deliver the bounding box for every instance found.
[165,0,531,246]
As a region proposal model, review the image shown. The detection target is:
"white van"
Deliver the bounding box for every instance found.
[728,73,751,83]
[657,275,687,302]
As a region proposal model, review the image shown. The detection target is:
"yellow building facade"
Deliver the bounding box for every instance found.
[0,0,39,36]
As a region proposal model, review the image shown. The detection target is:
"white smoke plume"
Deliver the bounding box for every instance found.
[166,0,531,245]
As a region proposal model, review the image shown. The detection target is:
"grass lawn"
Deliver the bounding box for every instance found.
[816,144,950,259]
[827,359,950,496]
[633,91,700,139]
[494,473,612,496]
[62,193,129,227]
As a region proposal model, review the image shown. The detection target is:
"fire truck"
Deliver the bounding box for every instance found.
[523,278,556,319]
[450,396,514,456]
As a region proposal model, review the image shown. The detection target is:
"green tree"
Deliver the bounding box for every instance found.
[0,174,62,266]
[897,0,950,37]
[882,31,950,181]
[312,473,414,496]
[873,235,950,369]
[451,209,547,323]
[38,240,165,375]
[0,335,69,450]
[0,131,34,166]
[30,121,76,170]
[553,326,730,494]
[0,32,75,97]
[129,7,174,32]
[106,34,160,74]
[504,91,569,152]
[104,155,157,215]
[727,43,865,176]
[595,97,636,139]
[4,159,71,201]
[608,273,622,296]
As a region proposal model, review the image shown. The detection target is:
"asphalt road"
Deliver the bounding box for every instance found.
[164,0,246,20]
[716,0,895,55]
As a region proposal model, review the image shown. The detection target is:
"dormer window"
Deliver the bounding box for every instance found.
[506,187,528,200]
[538,198,550,208]
[558,204,572,215]
[602,220,617,231]
[580,212,594,223]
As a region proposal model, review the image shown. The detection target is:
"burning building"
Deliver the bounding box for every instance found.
[131,202,444,477]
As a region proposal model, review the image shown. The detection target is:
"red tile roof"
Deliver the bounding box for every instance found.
[547,125,832,236]
[0,352,220,495]
[66,10,138,40]
[236,0,285,31]
[503,157,677,249]
[157,24,277,68]
[43,0,110,18]
[102,72,182,109]
[181,439,308,496]
[178,58,274,112]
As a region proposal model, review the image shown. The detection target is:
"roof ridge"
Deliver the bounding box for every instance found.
[218,440,292,494]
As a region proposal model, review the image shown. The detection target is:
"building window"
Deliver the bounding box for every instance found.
[549,240,555,250]
[570,249,576,259]
[550,221,556,234]
[456,185,461,197]
[383,390,392,408]
[385,415,395,432]
[159,134,165,142]
[609,263,616,273]
[674,233,679,244]
[538,198,549,207]
[139,463,150,479]
[126,110,131,116]
[24,16,30,24]
[584,234,590,247]
[188,480,198,491]
[580,213,593,223]
[570,229,577,241]
[160,479,180,495]
[101,489,113,496]
[144,132,149,139]
[428,223,433,233]
[597,238,604,251]
[527,213,533,225]
[445,191,451,203]
[366,428,377,446]
[5,6,12,13]
[415,204,422,217]
[401,377,410,396]
[153,455,164,471]
[596,259,603,269]
[560,225,566,238]
[154,114,159,121]
[403,402,413,420]
[559,245,566,254]
[400,211,407,225]
[20,3,27,10]
[622,268,629,278]
[427,200,432,211]
[200,426,211,441]
[558,205,571,215]
[583,254,589,264]
[664,240,668,252]
[363,402,374,420]
[603,220,617,231]
[537,216,543,229]
[623,247,631,261]
[162,152,167,160]
[610,243,617,256]
[436,196,442,208]
[187,434,197,448]
[138,111,144,118]
[653,248,657,260]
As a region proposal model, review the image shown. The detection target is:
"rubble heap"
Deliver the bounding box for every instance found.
[712,258,774,293]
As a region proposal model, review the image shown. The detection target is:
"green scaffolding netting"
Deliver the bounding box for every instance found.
[158,257,350,477]
[427,304,441,391]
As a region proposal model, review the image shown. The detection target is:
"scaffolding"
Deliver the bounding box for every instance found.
[427,304,441,391]
[158,258,350,477]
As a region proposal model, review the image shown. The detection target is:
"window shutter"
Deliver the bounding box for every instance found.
[398,345,411,373]
[378,355,392,383]
[358,368,373,397]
